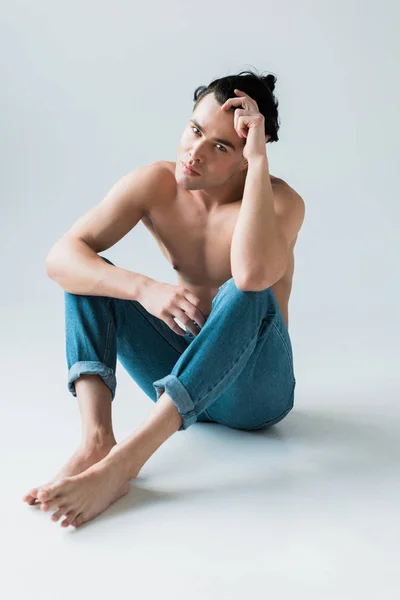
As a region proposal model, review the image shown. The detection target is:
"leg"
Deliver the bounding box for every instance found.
[63,260,294,434]
[23,374,117,504]
[32,273,296,527]
[152,276,296,430]
[24,254,203,506]
[76,374,115,442]
[68,275,297,487]
[79,276,296,482]
[64,256,209,418]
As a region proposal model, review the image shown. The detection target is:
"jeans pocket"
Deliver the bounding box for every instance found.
[271,321,294,371]
[211,278,231,307]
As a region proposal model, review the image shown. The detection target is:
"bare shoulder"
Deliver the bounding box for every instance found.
[58,160,177,254]
[273,177,306,242]
[141,159,176,186]
[150,159,177,187]
[138,160,177,212]
[273,176,302,198]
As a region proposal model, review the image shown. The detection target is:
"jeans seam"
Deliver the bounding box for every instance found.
[202,409,212,420]
[100,256,183,356]
[134,299,190,355]
[112,296,185,357]
[271,320,294,375]
[198,323,273,408]
[102,298,114,365]
[245,392,294,431]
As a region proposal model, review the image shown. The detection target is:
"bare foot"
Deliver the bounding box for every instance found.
[22,436,117,506]
[37,453,130,528]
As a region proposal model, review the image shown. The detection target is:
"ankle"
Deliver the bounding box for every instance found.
[81,428,116,450]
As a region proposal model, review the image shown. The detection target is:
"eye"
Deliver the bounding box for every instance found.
[191,127,227,152]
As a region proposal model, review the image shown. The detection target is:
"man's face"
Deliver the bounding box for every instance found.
[176,93,247,190]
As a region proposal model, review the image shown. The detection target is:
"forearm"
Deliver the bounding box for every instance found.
[230,156,282,287]
[45,237,151,300]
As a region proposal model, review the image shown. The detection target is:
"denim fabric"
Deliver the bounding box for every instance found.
[65,255,296,432]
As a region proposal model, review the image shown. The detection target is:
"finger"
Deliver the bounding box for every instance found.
[234,89,258,104]
[182,289,202,307]
[221,97,245,111]
[234,109,252,138]
[194,309,206,328]
[166,316,186,336]
[221,95,257,112]
[237,115,251,138]
[174,309,199,336]
[180,299,206,327]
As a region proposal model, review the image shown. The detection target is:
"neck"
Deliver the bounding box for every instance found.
[186,167,248,212]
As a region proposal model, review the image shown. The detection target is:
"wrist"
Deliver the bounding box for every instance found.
[247,155,269,169]
[134,273,154,303]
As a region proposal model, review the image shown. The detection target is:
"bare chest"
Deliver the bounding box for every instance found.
[141,184,295,325]
[142,195,238,292]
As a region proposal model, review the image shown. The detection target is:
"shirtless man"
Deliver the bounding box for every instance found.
[23,72,305,528]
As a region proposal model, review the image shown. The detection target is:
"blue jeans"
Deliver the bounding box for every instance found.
[65,255,296,432]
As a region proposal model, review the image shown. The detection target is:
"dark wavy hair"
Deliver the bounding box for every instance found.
[193,68,280,144]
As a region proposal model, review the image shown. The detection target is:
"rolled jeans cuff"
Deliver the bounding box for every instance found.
[152,374,197,431]
[67,361,116,400]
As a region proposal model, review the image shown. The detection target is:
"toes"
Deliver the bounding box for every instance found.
[37,488,55,502]
[37,489,49,502]
[51,506,68,523]
[37,481,65,502]
[73,513,84,527]
[23,488,40,504]
[61,512,76,528]
[24,478,60,504]
[40,495,63,512]
[64,513,79,528]
[23,495,36,505]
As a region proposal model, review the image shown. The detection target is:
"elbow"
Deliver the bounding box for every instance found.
[236,278,272,292]
[45,255,57,279]
[45,243,64,279]
[236,266,283,292]
[45,237,70,278]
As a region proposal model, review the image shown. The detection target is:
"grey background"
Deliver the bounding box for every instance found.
[2,1,399,598]
[2,1,398,385]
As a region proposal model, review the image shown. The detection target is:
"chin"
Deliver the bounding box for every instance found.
[178,177,199,191]
[175,169,196,188]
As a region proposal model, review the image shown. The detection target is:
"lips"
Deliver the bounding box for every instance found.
[182,161,200,175]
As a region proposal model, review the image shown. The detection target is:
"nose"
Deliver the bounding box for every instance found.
[189,140,205,163]
[188,156,201,168]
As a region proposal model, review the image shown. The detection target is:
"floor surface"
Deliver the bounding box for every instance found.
[3,322,399,599]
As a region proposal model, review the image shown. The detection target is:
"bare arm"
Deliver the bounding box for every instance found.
[45,236,150,299]
[45,162,175,299]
